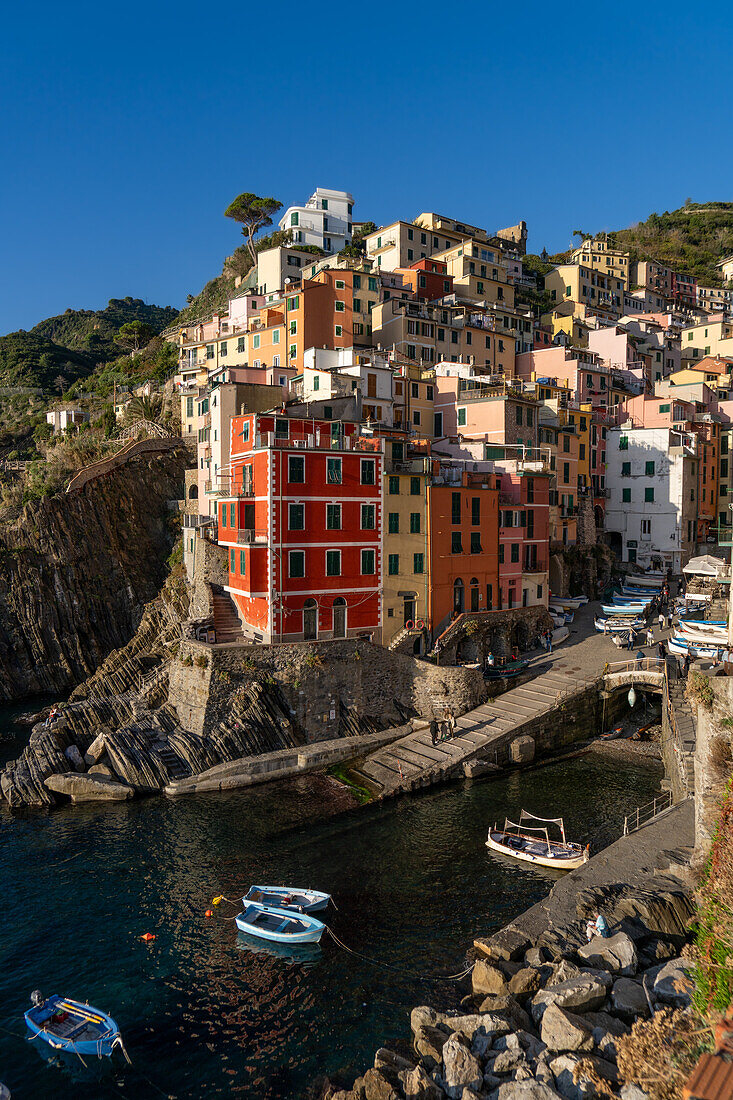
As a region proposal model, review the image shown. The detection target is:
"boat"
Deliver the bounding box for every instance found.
[235,932,323,965]
[594,616,645,633]
[551,597,585,610]
[549,604,574,623]
[611,594,652,606]
[243,886,331,913]
[611,630,636,648]
[667,635,726,660]
[24,993,123,1059]
[550,612,566,628]
[678,624,727,643]
[484,657,528,680]
[486,811,589,871]
[235,903,325,944]
[601,603,648,617]
[626,574,665,589]
[552,626,569,646]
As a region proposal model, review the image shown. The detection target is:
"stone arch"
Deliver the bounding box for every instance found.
[511,618,531,652]
[188,484,199,500]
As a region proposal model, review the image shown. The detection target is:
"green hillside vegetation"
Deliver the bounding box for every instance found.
[609,202,733,286]
[547,202,733,285]
[31,297,177,360]
[0,331,95,390]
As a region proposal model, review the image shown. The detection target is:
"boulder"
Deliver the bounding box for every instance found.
[84,730,108,766]
[473,959,510,997]
[414,1026,449,1070]
[374,1049,414,1076]
[525,946,553,967]
[44,772,134,803]
[362,1068,400,1100]
[616,888,695,944]
[492,1047,525,1075]
[610,978,649,1020]
[620,1086,651,1100]
[509,968,543,1001]
[475,927,531,962]
[443,1012,511,1042]
[531,974,609,1023]
[540,1005,594,1053]
[637,937,679,969]
[399,1064,444,1100]
[495,1082,562,1099]
[510,736,535,764]
[550,1053,619,1100]
[652,958,693,1008]
[442,1036,483,1099]
[575,1011,629,1064]
[64,744,86,772]
[577,933,637,976]
[478,995,532,1033]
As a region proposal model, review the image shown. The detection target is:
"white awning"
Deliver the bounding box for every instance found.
[683,555,728,577]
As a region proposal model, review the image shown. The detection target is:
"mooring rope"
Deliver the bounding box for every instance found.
[324,927,474,983]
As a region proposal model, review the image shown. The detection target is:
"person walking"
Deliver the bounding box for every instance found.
[646,627,654,647]
[445,707,456,740]
[430,715,438,746]
[658,640,667,660]
[683,653,691,678]
[658,610,665,631]
[667,608,673,629]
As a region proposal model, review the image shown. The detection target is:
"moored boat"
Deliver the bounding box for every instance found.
[486,811,589,871]
[667,635,726,660]
[601,603,647,617]
[243,886,331,912]
[24,993,123,1059]
[594,616,645,633]
[235,903,325,944]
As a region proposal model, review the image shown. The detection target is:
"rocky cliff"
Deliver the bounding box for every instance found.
[0,447,186,700]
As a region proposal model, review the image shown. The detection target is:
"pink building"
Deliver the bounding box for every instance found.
[497,468,550,609]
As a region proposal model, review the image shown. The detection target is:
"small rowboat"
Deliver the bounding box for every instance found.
[244,885,331,913]
[667,635,725,660]
[484,657,528,680]
[235,903,325,944]
[594,616,645,633]
[601,603,647,617]
[551,597,586,610]
[626,574,665,589]
[25,993,123,1059]
[486,810,589,871]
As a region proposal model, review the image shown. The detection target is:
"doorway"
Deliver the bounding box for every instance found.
[333,597,347,638]
[403,596,416,626]
[303,598,318,640]
[453,578,464,613]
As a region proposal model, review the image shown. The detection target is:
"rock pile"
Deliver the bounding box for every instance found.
[322,882,695,1100]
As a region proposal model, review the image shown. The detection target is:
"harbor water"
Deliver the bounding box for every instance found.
[0,708,662,1099]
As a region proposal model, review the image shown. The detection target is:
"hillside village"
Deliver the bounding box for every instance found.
[165,189,733,652]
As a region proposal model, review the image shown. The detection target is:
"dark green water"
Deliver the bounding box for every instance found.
[0,707,662,1100]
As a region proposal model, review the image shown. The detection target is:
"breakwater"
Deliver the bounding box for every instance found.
[324,799,696,1100]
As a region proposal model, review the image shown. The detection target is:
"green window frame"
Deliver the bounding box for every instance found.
[229,502,236,527]
[230,549,236,572]
[645,487,655,502]
[361,504,375,529]
[326,503,341,530]
[470,532,481,554]
[645,461,655,476]
[289,550,305,578]
[458,407,467,426]
[510,543,519,563]
[327,457,342,484]
[388,554,399,576]
[326,550,341,576]
[389,476,399,495]
[289,503,304,530]
[335,301,345,312]
[619,435,628,450]
[451,532,462,553]
[409,512,421,534]
[239,550,246,575]
[622,488,631,503]
[622,462,631,476]
[413,553,424,574]
[410,476,421,495]
[361,549,375,575]
[388,512,399,534]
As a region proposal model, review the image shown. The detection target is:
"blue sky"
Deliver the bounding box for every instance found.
[2,0,732,334]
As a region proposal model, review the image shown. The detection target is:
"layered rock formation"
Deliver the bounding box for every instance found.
[0,446,187,699]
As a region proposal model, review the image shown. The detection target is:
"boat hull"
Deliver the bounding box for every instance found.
[235,904,325,944]
[601,604,647,616]
[24,996,120,1058]
[243,886,331,913]
[486,832,588,871]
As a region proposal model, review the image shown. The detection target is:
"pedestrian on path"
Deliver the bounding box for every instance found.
[658,640,667,660]
[445,707,456,740]
[683,654,691,678]
[430,716,438,746]
[646,627,654,647]
[658,611,665,631]
[626,631,635,650]
[667,608,673,629]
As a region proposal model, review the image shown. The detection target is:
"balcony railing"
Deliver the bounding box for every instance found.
[236,529,267,545]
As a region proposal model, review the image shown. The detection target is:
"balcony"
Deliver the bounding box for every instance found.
[207,479,255,498]
[237,529,267,545]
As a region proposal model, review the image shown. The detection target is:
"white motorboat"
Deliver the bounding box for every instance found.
[486,811,589,871]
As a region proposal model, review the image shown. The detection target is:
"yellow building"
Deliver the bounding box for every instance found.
[382,441,431,648]
[680,317,733,361]
[544,264,624,320]
[570,237,631,289]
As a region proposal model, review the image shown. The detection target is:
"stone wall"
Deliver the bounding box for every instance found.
[549,544,616,599]
[189,536,228,619]
[170,638,487,741]
[686,669,733,863]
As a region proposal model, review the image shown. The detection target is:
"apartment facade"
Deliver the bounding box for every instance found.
[571,237,631,289]
[278,187,354,253]
[218,413,382,644]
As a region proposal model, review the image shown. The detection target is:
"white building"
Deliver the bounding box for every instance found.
[46,407,88,433]
[291,347,398,426]
[605,426,698,572]
[278,188,354,254]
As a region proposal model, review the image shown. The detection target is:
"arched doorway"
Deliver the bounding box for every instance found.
[469,577,479,612]
[303,598,318,640]
[453,578,464,613]
[333,597,347,638]
[188,484,198,500]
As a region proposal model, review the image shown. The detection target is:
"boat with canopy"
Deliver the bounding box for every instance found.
[486,811,589,871]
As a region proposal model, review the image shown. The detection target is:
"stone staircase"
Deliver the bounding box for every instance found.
[667,677,696,795]
[211,589,243,644]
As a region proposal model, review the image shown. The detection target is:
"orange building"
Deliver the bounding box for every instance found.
[427,472,500,635]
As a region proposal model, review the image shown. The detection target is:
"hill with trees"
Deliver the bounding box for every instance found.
[30,297,177,361]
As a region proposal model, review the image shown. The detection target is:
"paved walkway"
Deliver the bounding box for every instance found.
[358,599,676,795]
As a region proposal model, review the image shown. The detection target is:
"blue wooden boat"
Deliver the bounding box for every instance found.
[243,885,331,912]
[235,903,325,944]
[25,993,122,1059]
[601,603,647,617]
[612,594,652,606]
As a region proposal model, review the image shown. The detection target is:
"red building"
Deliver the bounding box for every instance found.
[398,258,454,301]
[497,469,550,609]
[217,413,383,644]
[671,270,697,310]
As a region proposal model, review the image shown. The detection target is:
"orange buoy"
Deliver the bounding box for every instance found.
[205,909,214,918]
[140,932,156,942]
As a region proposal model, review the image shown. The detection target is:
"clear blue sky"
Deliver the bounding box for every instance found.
[2,1,732,334]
